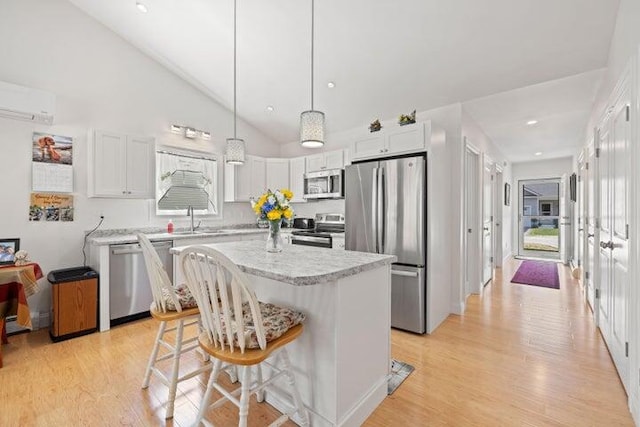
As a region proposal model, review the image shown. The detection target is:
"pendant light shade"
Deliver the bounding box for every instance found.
[300,0,325,148]
[225,137,245,164]
[225,0,246,165]
[300,110,325,148]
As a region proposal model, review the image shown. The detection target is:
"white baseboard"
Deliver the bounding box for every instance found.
[264,375,388,427]
[629,392,639,427]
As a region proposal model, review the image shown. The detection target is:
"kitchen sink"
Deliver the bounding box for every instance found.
[172,230,223,235]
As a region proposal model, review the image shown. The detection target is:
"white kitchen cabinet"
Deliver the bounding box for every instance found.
[89,130,154,198]
[305,149,346,172]
[225,155,267,202]
[351,122,428,161]
[288,156,306,203]
[265,158,290,192]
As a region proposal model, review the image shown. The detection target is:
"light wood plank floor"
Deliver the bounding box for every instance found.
[0,259,633,426]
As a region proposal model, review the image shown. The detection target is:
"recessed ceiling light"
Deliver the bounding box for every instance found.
[535,152,542,156]
[266,105,274,112]
[327,82,335,88]
[136,2,148,13]
[527,120,538,125]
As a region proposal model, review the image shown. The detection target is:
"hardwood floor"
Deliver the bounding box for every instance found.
[0,258,633,426]
[365,259,633,426]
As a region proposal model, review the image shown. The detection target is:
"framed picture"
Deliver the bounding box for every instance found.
[0,238,20,265]
[504,183,511,206]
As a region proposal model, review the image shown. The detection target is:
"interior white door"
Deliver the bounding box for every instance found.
[559,173,569,264]
[598,87,631,393]
[494,169,503,268]
[464,147,480,295]
[586,145,597,315]
[482,162,493,284]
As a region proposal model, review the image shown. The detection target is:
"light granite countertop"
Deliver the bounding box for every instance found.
[89,228,268,246]
[170,240,396,286]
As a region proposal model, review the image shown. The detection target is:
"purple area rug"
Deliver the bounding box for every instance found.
[511,260,560,289]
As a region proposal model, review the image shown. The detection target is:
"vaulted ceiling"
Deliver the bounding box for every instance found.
[68,0,619,159]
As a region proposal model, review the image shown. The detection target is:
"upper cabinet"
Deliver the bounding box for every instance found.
[305,149,347,172]
[88,130,154,198]
[266,158,290,192]
[226,155,266,202]
[351,122,428,161]
[288,157,306,203]
[225,149,347,203]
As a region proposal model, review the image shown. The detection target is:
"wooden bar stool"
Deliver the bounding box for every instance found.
[137,234,212,419]
[179,246,309,427]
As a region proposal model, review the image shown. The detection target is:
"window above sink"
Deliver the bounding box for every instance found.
[156,150,218,217]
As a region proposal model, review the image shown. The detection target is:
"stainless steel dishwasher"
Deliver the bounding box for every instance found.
[109,239,173,326]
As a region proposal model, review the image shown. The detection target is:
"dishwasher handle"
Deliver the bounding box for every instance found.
[111,241,173,255]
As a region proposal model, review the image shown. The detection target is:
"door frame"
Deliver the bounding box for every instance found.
[482,154,495,285]
[517,178,562,260]
[462,139,483,297]
[494,165,504,268]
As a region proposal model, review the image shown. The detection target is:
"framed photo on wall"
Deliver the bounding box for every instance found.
[504,183,511,206]
[0,238,20,265]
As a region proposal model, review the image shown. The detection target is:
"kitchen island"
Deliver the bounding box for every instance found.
[171,240,396,427]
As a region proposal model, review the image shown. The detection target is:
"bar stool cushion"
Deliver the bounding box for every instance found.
[162,283,198,311]
[226,302,305,349]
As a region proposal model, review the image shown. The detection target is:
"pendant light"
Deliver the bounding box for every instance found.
[299,0,325,148]
[226,0,246,165]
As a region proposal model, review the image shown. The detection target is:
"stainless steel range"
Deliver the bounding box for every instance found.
[291,213,345,249]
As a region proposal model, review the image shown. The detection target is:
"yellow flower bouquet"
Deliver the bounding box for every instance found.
[251,189,294,252]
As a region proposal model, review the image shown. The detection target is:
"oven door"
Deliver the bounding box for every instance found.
[291,235,332,248]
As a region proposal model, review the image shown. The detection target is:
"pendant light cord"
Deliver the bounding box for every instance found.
[310,0,314,110]
[233,0,237,139]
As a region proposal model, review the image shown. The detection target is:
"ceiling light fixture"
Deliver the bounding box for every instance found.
[535,152,542,156]
[225,0,246,165]
[136,2,148,13]
[327,82,335,88]
[299,0,325,148]
[527,120,538,125]
[266,105,274,112]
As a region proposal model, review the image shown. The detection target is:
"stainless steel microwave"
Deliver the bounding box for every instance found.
[303,169,344,199]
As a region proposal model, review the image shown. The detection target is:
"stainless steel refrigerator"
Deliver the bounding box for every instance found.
[345,154,426,334]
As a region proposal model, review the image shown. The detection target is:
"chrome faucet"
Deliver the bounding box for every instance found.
[187,206,195,233]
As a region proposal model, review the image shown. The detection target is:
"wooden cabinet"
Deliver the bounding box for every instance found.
[305,149,346,172]
[51,278,98,340]
[266,158,290,192]
[89,130,154,198]
[226,155,267,202]
[351,122,427,161]
[289,157,306,203]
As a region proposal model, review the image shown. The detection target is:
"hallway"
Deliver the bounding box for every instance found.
[366,259,634,426]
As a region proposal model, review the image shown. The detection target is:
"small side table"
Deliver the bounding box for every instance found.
[0,263,43,368]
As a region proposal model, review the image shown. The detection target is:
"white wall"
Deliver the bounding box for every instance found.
[0,0,281,321]
[510,157,574,255]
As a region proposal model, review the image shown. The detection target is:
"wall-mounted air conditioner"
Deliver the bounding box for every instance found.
[0,80,56,125]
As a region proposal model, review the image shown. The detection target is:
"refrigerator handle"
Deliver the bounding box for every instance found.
[378,166,385,254]
[371,167,379,253]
